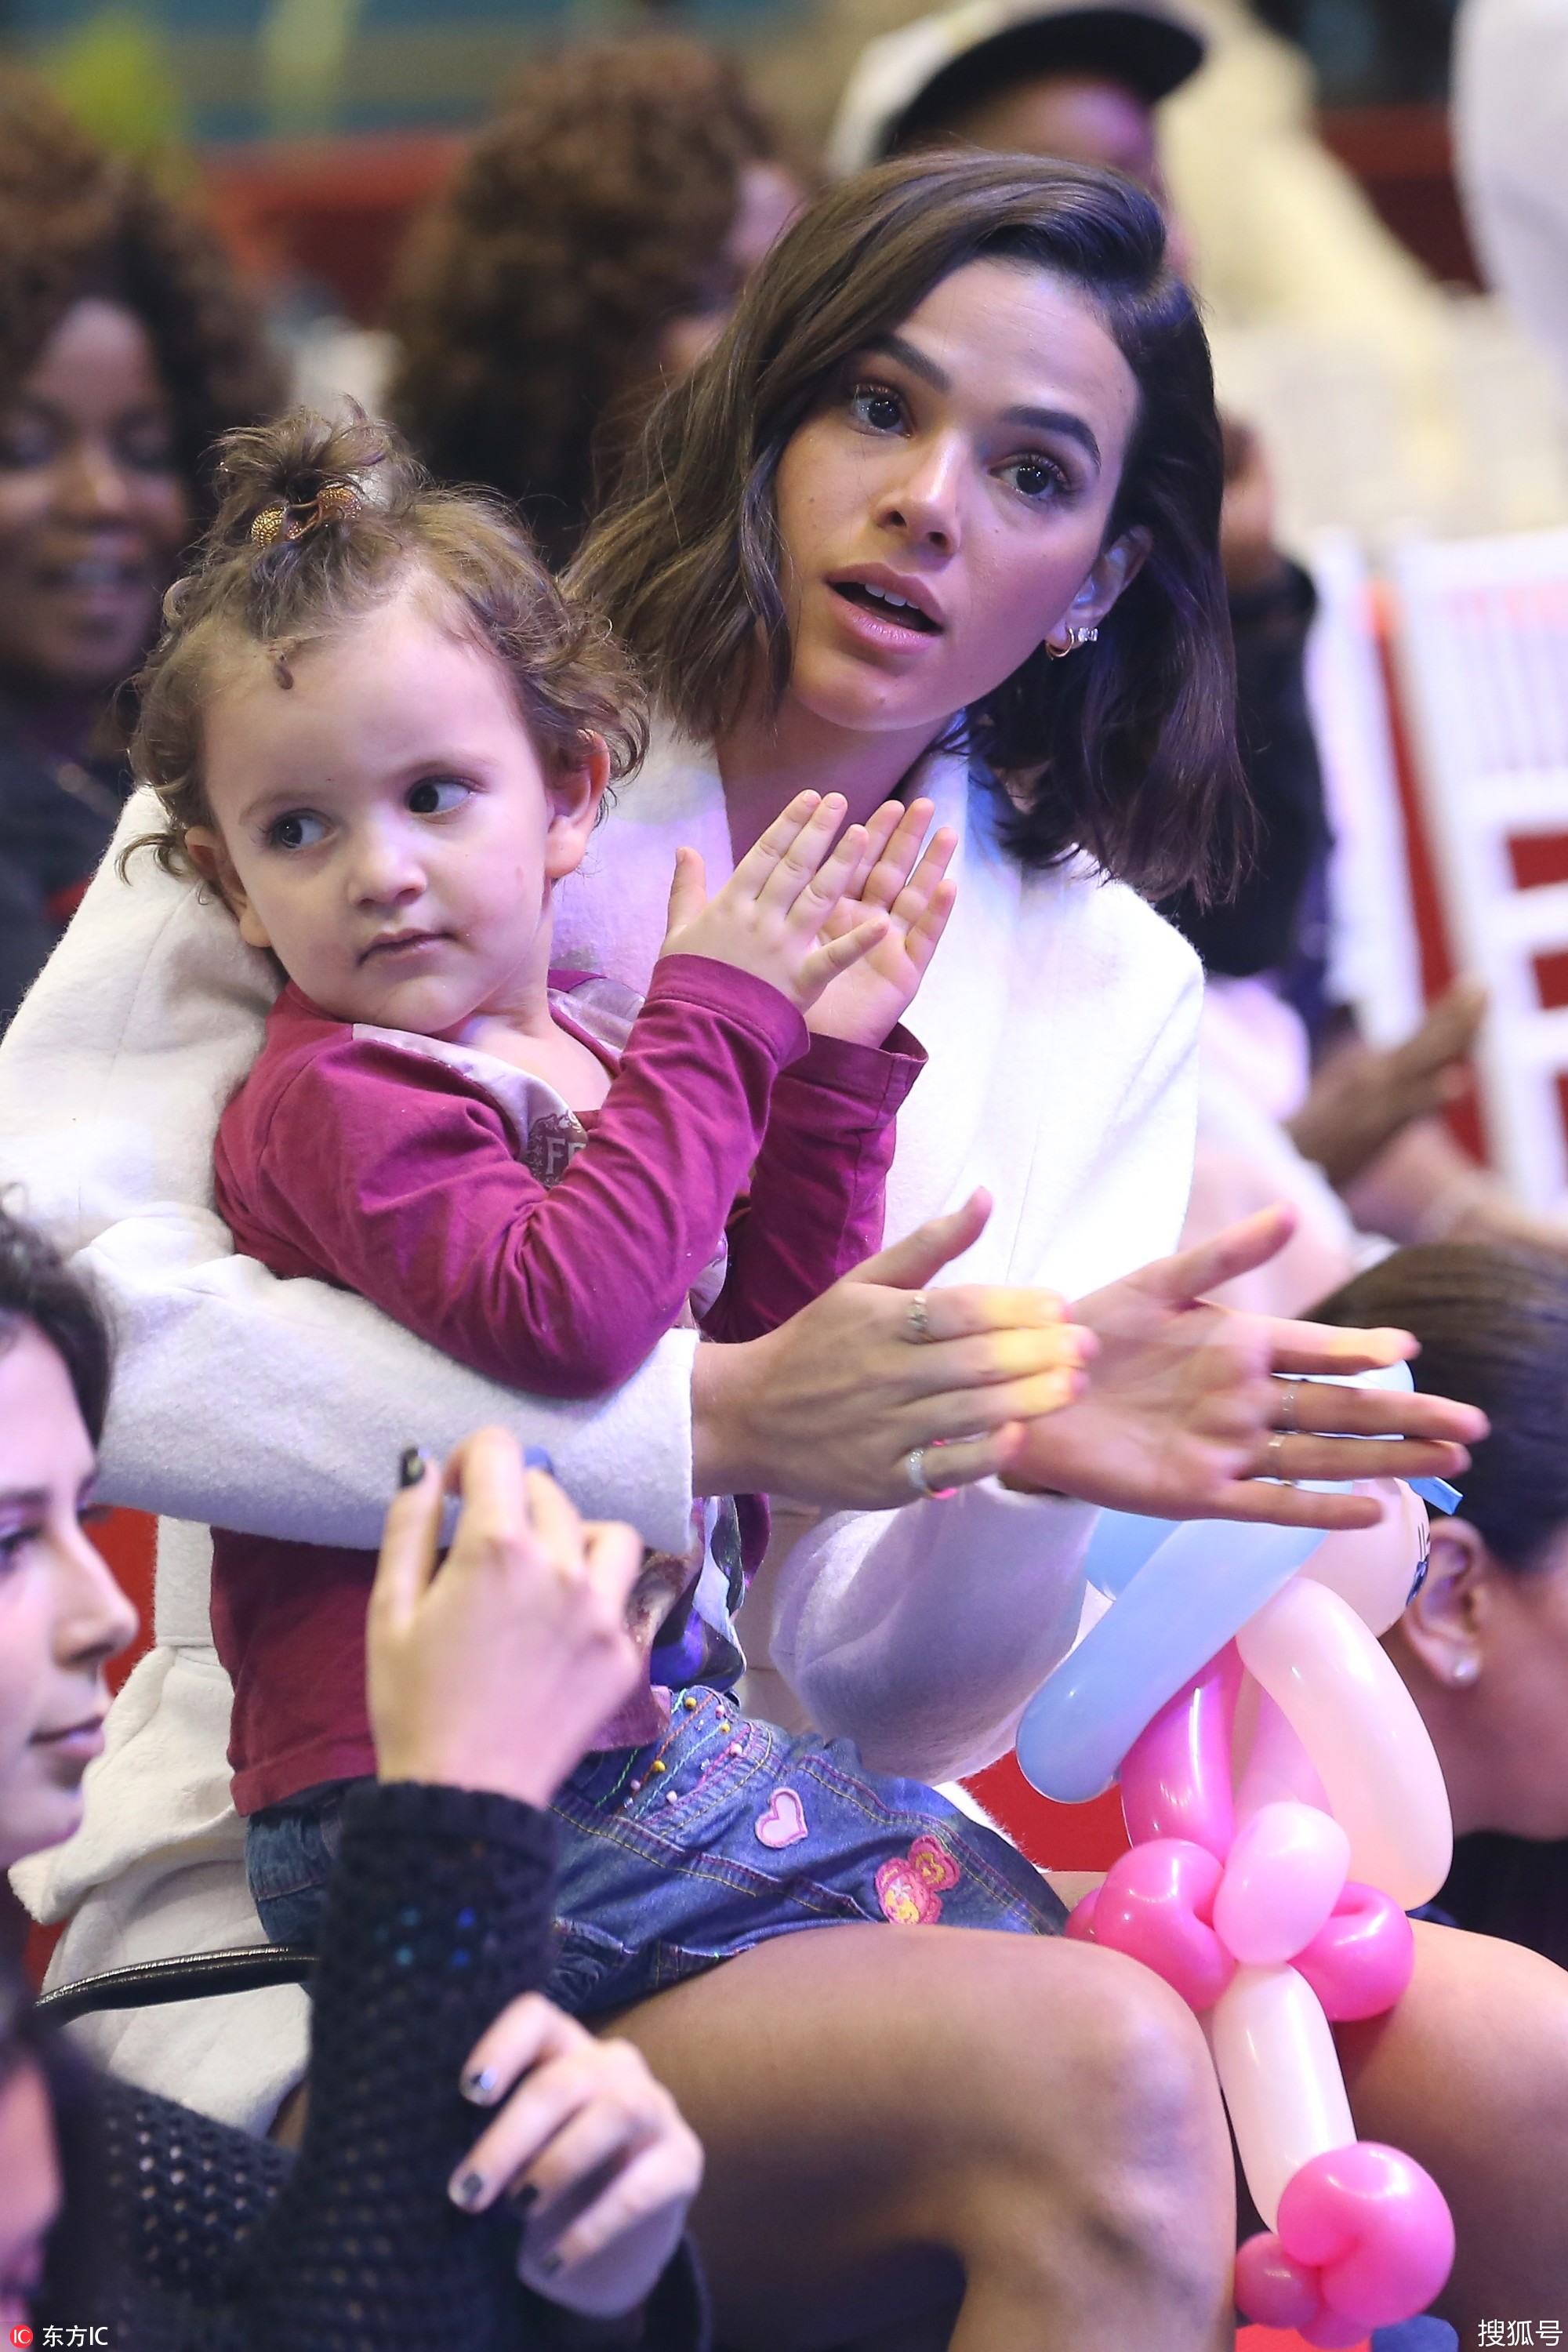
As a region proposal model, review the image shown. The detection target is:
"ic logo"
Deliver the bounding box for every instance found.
[11,2325,33,2347]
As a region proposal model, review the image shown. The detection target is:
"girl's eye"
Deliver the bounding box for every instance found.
[406,777,471,818]
[266,811,328,851]
[1000,453,1069,502]
[847,381,908,436]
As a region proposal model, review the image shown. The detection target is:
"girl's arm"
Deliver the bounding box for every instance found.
[233,956,812,1399]
[0,813,698,1553]
[699,1026,924,1342]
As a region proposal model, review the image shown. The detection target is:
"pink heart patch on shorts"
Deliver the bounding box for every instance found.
[754,1788,809,1848]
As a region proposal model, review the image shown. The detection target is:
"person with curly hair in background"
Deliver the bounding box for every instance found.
[0,69,281,1032]
[387,36,803,567]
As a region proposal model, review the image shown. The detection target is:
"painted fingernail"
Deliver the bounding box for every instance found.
[538,2250,564,2277]
[449,2167,487,2209]
[510,2182,539,2213]
[398,1445,431,1490]
[461,2063,497,2100]
[523,1447,555,1475]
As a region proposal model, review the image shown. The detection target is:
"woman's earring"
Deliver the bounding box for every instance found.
[1045,625,1101,660]
[1450,1656,1480,1686]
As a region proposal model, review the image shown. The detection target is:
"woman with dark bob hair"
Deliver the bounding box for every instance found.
[572,153,1242,905]
[387,35,802,566]
[0,69,281,1029]
[2,153,1551,2345]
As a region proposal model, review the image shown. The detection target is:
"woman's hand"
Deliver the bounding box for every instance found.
[691,1190,1093,1505]
[451,1992,702,2321]
[1004,1207,1487,1529]
[806,796,958,1047]
[368,1430,644,1807]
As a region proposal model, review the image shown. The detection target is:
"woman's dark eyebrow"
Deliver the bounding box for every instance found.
[863,338,1102,470]
[866,332,951,394]
[0,1486,49,1515]
[1001,406,1102,468]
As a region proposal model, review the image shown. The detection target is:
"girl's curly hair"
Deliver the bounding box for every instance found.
[0,67,282,506]
[387,35,786,566]
[125,407,646,880]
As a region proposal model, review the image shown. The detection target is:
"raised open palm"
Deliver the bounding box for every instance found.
[1004,1206,1485,1526]
[808,796,958,1047]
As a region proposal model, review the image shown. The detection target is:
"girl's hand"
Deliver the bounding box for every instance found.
[451,1992,702,2321]
[690,1190,1095,1505]
[1003,1206,1487,1526]
[369,1431,643,1806]
[807,797,958,1047]
[657,789,888,1011]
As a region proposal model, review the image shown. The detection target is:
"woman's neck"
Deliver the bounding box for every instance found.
[713,690,951,861]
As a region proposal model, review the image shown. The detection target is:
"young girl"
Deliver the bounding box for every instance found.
[128,409,1086,1978]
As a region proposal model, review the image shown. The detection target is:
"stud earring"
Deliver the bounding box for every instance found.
[1045,625,1101,660]
[1450,1656,1480,1686]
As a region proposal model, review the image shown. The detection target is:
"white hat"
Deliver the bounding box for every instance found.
[826,0,1207,179]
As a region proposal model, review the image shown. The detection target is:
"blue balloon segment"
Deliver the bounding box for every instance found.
[1409,1475,1461,1513]
[1080,1511,1179,1597]
[1015,1517,1326,1803]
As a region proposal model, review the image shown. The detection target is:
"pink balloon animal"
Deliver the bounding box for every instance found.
[1065,1489,1457,2341]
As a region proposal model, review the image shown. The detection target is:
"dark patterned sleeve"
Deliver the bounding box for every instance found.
[229,1779,557,2349]
[80,1783,705,2350]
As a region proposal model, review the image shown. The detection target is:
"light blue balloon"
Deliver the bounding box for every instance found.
[1016,1517,1325,1803]
[1015,1358,1461,1804]
[1080,1510,1178,1598]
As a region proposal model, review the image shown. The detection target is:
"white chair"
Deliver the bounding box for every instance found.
[1305,529,1427,1049]
[1390,527,1568,1213]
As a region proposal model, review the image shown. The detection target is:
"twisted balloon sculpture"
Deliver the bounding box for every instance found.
[1016,1366,1458,2343]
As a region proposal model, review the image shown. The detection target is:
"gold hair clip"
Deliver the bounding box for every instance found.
[249,478,365,547]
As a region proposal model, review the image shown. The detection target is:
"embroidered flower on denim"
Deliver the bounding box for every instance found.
[875,1835,961,1924]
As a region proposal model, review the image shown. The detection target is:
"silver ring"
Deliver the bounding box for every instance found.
[907,1293,932,1342]
[1265,1430,1294,1482]
[1275,1377,1303,1432]
[905,1446,955,1499]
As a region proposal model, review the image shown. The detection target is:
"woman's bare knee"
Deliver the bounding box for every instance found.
[610,1927,1234,2350]
[939,1941,1233,2276]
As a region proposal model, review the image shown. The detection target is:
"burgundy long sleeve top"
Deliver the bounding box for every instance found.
[210,954,924,1813]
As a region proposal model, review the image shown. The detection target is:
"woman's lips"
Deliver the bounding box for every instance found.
[827,582,943,652]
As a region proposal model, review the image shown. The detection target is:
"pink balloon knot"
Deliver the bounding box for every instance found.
[1293,1882,1417,2021]
[1234,2234,1365,2347]
[1274,2143,1455,2329]
[1087,1838,1236,2013]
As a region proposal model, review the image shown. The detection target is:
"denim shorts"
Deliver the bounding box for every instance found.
[245,1688,1065,2013]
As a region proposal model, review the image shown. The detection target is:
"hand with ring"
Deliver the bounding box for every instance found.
[690,1190,1095,1509]
[1000,1204,1486,1530]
